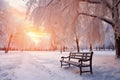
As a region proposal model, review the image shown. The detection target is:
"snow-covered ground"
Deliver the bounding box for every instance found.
[0,50,119,80]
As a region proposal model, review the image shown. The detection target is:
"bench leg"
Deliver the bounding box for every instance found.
[69,63,70,67]
[90,65,93,74]
[80,67,82,75]
[61,62,62,68]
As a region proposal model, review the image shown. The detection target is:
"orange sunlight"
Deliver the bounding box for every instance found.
[11,7,25,18]
[26,27,50,46]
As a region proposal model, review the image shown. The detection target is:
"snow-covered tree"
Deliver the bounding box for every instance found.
[0,0,11,52]
[0,0,18,53]
[78,0,120,58]
[26,0,120,58]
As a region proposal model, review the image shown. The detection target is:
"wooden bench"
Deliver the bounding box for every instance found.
[60,51,93,75]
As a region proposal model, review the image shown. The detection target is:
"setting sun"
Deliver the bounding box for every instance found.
[26,27,50,46]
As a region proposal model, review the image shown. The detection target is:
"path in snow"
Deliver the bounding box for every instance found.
[0,51,82,80]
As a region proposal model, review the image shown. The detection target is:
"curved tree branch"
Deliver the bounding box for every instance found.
[113,0,120,7]
[25,0,36,19]
[101,0,112,10]
[79,12,114,26]
[46,0,54,7]
[79,0,112,11]
[79,0,101,4]
[46,0,61,7]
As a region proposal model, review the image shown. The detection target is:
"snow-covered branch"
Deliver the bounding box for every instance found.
[79,0,112,11]
[101,0,112,10]
[26,0,36,18]
[45,0,61,7]
[45,0,54,7]
[79,13,114,26]
[113,0,120,7]
[79,0,101,4]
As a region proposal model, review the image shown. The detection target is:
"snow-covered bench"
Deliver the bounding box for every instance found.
[60,51,93,75]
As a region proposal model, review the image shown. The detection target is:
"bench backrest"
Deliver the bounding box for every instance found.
[69,51,93,61]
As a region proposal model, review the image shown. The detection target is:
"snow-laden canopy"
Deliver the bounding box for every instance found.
[25,0,114,49]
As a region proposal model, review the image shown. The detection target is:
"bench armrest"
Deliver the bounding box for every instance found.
[61,56,69,60]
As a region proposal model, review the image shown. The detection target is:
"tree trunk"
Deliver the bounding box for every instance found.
[112,0,120,58]
[5,34,13,53]
[115,36,120,58]
[76,37,80,52]
[89,43,92,51]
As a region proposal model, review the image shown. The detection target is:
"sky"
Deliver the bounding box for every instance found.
[5,0,26,12]
[5,0,27,21]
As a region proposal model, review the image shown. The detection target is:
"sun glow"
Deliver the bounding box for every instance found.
[26,27,50,45]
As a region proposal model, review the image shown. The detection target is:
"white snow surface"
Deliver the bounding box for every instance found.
[0,50,120,80]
